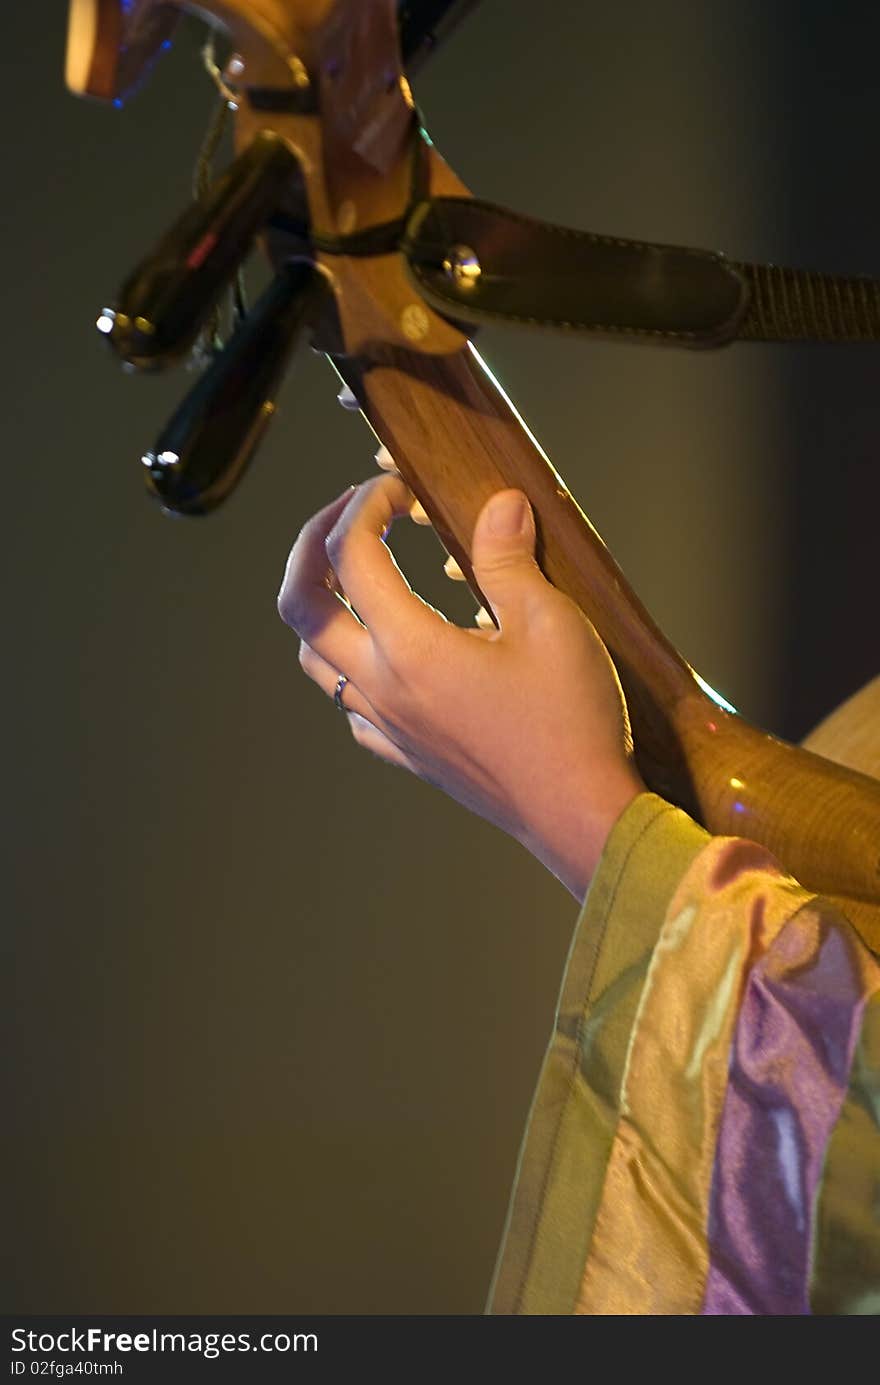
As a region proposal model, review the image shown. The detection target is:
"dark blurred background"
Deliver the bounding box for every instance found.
[4,0,878,1314]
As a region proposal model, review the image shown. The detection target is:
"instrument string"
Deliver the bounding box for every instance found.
[190,33,248,366]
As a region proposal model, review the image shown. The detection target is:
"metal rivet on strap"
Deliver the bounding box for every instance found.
[442,245,481,290]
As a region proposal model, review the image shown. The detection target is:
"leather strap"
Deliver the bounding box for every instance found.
[402,195,880,347]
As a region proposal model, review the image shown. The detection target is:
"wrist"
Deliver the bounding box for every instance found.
[524,765,646,902]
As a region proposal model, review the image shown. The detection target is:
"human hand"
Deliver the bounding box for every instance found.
[277,473,644,900]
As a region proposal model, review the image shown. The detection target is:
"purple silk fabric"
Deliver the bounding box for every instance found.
[701,910,867,1314]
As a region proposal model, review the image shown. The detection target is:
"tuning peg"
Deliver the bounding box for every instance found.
[443,554,466,580]
[99,131,299,369]
[140,261,325,515]
[371,443,432,523]
[375,444,397,471]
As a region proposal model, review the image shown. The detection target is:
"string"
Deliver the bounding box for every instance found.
[190,33,248,365]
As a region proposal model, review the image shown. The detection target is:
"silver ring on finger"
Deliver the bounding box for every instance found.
[333,674,349,712]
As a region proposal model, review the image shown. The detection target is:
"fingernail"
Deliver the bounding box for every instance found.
[337,385,359,411]
[488,490,529,537]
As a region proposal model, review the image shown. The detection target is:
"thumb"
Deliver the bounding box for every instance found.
[471,489,545,629]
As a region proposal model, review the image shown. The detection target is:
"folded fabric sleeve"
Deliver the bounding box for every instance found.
[487,794,880,1315]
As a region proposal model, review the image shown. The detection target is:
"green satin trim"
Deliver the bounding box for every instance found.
[810,989,880,1314]
[487,793,708,1315]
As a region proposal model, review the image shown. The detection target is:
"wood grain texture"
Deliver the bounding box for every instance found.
[803,675,880,776]
[801,677,880,949]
